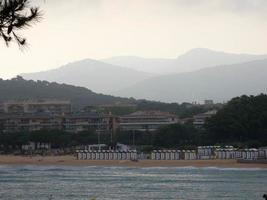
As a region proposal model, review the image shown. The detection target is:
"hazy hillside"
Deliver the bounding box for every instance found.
[0,77,135,109]
[21,59,153,94]
[115,59,267,103]
[103,48,267,74]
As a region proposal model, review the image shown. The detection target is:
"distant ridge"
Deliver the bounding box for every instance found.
[114,59,267,103]
[20,48,267,103]
[0,77,136,109]
[102,48,267,74]
[21,59,153,94]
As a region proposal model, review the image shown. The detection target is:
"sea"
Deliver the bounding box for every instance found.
[0,165,266,200]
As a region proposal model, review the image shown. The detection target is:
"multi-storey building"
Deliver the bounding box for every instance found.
[0,113,63,133]
[0,100,71,115]
[193,110,217,128]
[63,113,118,133]
[118,111,178,132]
[0,112,117,133]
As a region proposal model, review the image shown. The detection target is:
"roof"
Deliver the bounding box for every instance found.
[122,111,177,118]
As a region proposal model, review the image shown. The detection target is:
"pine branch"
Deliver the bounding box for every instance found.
[0,0,42,47]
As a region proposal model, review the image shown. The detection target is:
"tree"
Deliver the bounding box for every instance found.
[0,0,41,47]
[205,94,267,147]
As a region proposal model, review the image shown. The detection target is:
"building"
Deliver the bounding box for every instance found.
[0,100,71,115]
[0,112,118,133]
[193,110,217,128]
[119,111,178,132]
[0,113,63,133]
[63,113,117,133]
[204,100,214,105]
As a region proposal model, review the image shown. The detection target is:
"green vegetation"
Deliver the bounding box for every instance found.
[0,76,136,110]
[0,77,216,118]
[115,94,267,149]
[205,94,267,147]
[0,130,100,151]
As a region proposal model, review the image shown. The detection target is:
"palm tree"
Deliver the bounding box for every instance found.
[0,0,41,47]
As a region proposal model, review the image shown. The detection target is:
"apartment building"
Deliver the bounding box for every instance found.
[193,110,217,128]
[63,113,117,133]
[0,113,63,133]
[119,111,178,132]
[0,100,71,114]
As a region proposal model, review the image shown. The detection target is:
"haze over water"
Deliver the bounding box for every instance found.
[0,165,266,200]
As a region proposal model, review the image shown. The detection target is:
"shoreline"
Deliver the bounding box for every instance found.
[0,155,267,168]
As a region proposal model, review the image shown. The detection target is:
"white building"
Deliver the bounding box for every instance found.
[119,111,178,132]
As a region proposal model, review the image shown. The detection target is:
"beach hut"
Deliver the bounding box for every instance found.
[250,149,258,160]
[95,150,99,160]
[160,150,165,160]
[174,150,180,160]
[170,150,175,160]
[165,150,171,160]
[215,149,221,159]
[108,150,112,160]
[151,150,156,160]
[117,151,122,160]
[155,150,160,160]
[91,151,96,160]
[127,150,131,160]
[82,150,87,160]
[86,150,92,160]
[191,150,197,160]
[121,151,126,160]
[77,150,82,160]
[103,150,107,160]
[113,151,117,160]
[130,150,137,160]
[98,150,103,160]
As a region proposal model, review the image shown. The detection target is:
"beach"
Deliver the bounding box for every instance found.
[0,155,266,168]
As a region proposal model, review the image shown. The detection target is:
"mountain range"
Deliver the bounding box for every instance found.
[21,48,267,103]
[21,59,153,94]
[102,48,267,74]
[115,59,267,103]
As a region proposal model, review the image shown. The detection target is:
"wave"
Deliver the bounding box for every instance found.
[199,166,267,171]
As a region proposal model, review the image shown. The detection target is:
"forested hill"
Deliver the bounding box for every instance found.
[0,77,219,116]
[0,76,135,109]
[205,94,267,146]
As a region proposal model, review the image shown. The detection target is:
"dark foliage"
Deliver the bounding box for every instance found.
[0,77,214,117]
[0,0,41,47]
[0,76,136,110]
[152,123,200,149]
[0,130,100,150]
[205,94,267,147]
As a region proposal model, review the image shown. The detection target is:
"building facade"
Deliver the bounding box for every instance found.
[0,113,117,133]
[0,100,71,115]
[119,111,178,132]
[193,110,217,128]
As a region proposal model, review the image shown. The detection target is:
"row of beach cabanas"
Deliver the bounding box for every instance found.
[151,150,197,160]
[75,147,267,161]
[76,150,137,160]
[215,148,266,160]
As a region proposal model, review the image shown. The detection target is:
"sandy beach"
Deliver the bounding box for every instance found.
[0,155,266,168]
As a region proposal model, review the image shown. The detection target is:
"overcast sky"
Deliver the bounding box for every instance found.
[1,0,267,79]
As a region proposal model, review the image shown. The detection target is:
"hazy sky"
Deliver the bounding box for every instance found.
[1,0,267,79]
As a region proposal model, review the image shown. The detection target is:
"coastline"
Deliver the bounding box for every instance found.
[0,155,267,168]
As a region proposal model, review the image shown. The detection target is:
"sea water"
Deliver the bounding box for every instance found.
[0,165,266,200]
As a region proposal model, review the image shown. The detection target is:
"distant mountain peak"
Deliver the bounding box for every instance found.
[21,58,154,95]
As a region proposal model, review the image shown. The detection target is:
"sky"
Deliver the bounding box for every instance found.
[1,0,267,79]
